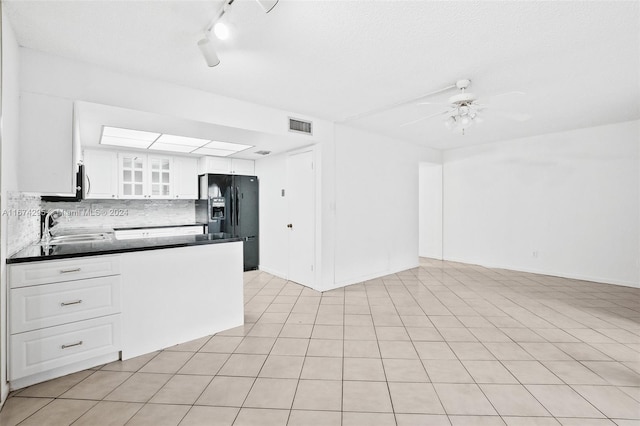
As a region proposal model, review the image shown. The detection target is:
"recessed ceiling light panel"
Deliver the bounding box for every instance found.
[102,126,160,141]
[154,134,210,147]
[148,142,196,153]
[192,147,236,157]
[100,136,154,149]
[99,126,255,157]
[205,140,253,152]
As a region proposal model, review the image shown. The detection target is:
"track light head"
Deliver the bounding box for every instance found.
[256,0,278,13]
[197,37,220,67]
[213,21,230,40]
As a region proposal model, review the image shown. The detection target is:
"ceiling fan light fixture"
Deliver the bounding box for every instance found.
[444,116,457,129]
[459,115,474,129]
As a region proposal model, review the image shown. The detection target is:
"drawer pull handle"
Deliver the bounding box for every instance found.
[59,268,81,274]
[61,341,83,349]
[61,300,83,306]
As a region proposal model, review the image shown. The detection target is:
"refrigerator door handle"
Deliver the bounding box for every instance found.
[235,186,240,226]
[229,187,234,226]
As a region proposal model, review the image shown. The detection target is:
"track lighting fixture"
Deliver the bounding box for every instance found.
[256,0,279,13]
[197,36,220,67]
[197,0,279,67]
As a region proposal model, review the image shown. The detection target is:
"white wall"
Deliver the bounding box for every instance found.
[419,163,443,259]
[1,9,21,405]
[332,125,440,287]
[19,48,334,142]
[443,120,640,287]
[257,124,442,290]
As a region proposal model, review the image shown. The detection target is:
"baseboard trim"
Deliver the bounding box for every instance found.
[0,381,9,409]
[442,256,639,288]
[257,267,287,280]
[333,262,420,289]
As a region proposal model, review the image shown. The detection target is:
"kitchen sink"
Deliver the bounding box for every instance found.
[36,233,113,245]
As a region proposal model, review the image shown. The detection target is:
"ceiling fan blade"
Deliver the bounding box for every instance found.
[485,91,526,103]
[416,101,451,106]
[342,83,456,122]
[485,109,531,122]
[400,109,452,127]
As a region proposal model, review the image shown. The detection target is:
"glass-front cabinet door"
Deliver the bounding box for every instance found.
[119,153,147,198]
[148,156,172,198]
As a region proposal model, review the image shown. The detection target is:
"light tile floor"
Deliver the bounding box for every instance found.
[2,258,639,425]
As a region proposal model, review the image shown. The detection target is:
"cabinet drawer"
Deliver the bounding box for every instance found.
[10,314,121,380]
[9,256,120,288]
[11,276,122,334]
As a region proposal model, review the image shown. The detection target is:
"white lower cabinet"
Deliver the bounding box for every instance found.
[8,243,244,390]
[10,275,122,334]
[8,256,122,388]
[10,315,121,381]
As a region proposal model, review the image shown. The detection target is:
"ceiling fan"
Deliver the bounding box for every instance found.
[401,79,531,134]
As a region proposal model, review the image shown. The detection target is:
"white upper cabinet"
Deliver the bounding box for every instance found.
[118,152,174,199]
[147,156,173,199]
[83,149,198,200]
[83,149,118,199]
[118,153,149,199]
[19,92,77,195]
[173,156,199,199]
[198,156,231,174]
[231,159,255,175]
[198,156,255,175]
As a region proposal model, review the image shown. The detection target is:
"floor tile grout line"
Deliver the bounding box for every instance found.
[3,267,639,425]
[396,267,560,420]
[383,274,460,422]
[234,273,291,421]
[283,281,322,425]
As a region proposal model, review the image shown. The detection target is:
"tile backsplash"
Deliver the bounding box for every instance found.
[40,199,198,232]
[6,192,41,255]
[6,196,200,255]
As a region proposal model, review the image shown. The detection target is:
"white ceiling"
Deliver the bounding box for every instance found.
[4,0,640,150]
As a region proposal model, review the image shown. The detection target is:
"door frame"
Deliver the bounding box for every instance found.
[285,146,318,289]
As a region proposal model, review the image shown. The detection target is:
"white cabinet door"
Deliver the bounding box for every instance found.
[9,255,121,288]
[118,153,147,199]
[10,314,121,381]
[10,275,122,334]
[19,92,76,195]
[173,156,198,199]
[198,156,255,175]
[83,149,118,199]
[147,156,173,199]
[231,159,255,176]
[199,156,232,174]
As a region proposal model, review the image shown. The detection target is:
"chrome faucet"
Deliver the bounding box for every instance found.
[42,209,66,243]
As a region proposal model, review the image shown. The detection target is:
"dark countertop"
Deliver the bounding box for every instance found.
[8,233,242,264]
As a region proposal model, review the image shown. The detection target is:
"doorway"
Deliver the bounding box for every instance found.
[419,162,443,259]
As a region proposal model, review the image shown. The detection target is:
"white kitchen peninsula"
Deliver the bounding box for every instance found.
[121,241,243,359]
[7,236,244,389]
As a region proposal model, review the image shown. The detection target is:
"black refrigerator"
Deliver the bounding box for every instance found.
[198,174,259,271]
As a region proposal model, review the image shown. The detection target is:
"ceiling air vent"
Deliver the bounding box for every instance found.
[289,117,313,135]
[255,150,271,155]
